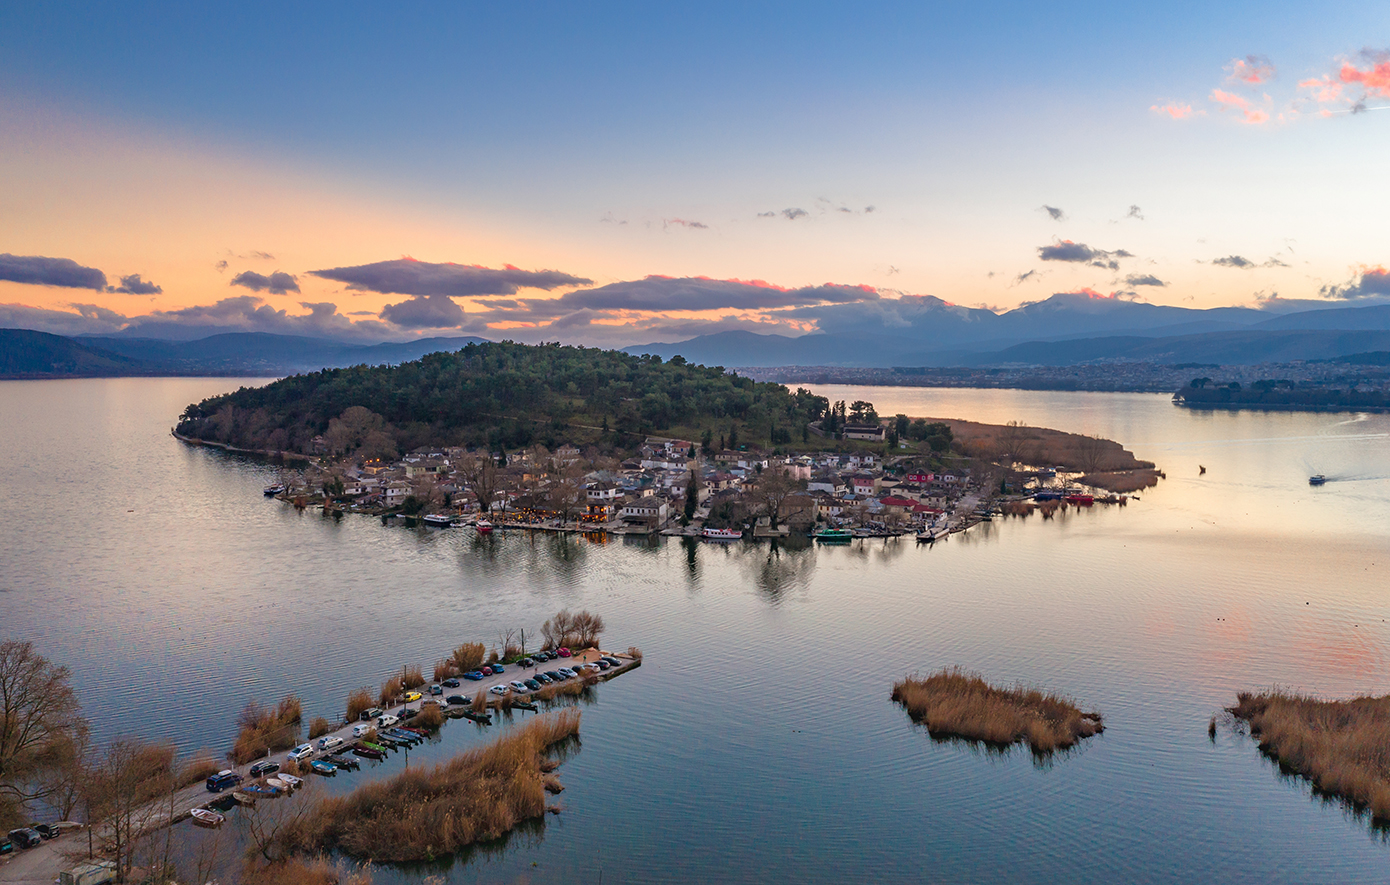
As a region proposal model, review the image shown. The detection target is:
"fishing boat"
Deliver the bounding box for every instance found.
[1309,474,1326,486]
[278,773,303,790]
[230,791,256,807]
[397,726,428,736]
[361,741,387,753]
[701,527,742,540]
[475,519,493,534]
[462,709,493,723]
[813,528,854,543]
[190,808,225,828]
[352,746,385,760]
[1063,493,1094,505]
[309,760,337,776]
[422,513,453,527]
[326,754,359,770]
[241,783,280,798]
[262,484,286,496]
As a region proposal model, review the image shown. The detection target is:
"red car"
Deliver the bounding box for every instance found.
[556,648,571,658]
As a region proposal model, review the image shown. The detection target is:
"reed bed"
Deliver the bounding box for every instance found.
[891,668,1103,753]
[179,755,222,788]
[414,704,445,729]
[433,659,454,682]
[451,643,486,673]
[242,857,373,885]
[1078,469,1161,493]
[402,665,425,690]
[379,676,403,707]
[1230,689,1390,820]
[277,709,581,862]
[345,688,374,723]
[308,716,334,740]
[231,696,303,764]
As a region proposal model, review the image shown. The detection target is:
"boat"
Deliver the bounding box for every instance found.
[1063,494,1094,505]
[309,760,337,776]
[422,513,453,527]
[462,709,493,723]
[190,808,225,829]
[265,777,288,791]
[1309,474,1326,486]
[475,519,493,534]
[326,754,359,770]
[361,741,387,753]
[1033,491,1062,501]
[813,528,854,543]
[352,746,385,760]
[230,791,256,807]
[701,527,742,540]
[241,783,281,798]
[277,773,303,790]
[262,484,286,496]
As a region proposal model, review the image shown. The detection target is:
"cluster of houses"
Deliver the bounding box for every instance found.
[294,435,982,533]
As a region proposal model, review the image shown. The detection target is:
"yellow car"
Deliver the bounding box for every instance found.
[403,691,422,702]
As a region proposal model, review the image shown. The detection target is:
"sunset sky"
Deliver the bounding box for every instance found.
[2,1,1389,345]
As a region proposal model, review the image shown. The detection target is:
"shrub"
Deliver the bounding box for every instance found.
[308,717,334,740]
[379,677,403,707]
[415,705,444,729]
[891,668,1102,754]
[450,643,486,673]
[345,688,374,723]
[627,646,643,661]
[433,660,454,682]
[231,696,303,764]
[180,754,222,788]
[275,710,580,862]
[402,666,425,690]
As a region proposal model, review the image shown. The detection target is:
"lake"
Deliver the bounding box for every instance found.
[2,377,1389,883]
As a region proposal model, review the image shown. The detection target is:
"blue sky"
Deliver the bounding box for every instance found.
[2,1,1388,343]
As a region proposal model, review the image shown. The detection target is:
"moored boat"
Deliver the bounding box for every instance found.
[231,791,255,807]
[326,754,359,770]
[241,783,280,797]
[422,513,453,527]
[1063,494,1094,505]
[277,773,303,790]
[814,528,854,543]
[309,760,337,776]
[352,746,385,760]
[190,808,225,828]
[475,519,493,534]
[263,484,286,496]
[701,527,742,540]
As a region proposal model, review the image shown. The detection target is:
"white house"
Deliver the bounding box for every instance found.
[620,496,669,524]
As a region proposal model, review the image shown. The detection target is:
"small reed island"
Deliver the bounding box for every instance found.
[1229,689,1390,822]
[892,668,1104,753]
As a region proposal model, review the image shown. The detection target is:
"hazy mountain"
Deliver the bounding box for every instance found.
[1,328,148,376]
[82,333,487,374]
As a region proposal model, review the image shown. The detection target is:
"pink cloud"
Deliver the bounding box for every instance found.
[1228,55,1276,84]
[1150,102,1194,119]
[1209,89,1270,124]
[1298,76,1344,104]
[1339,59,1390,98]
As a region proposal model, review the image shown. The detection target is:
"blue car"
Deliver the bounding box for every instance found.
[463,671,485,681]
[491,663,505,674]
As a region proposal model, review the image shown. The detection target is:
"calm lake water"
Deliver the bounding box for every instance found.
[2,377,1389,883]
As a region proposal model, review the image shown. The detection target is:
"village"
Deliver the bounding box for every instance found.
[264,423,1020,539]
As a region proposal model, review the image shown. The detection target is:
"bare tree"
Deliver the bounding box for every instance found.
[457,452,500,515]
[85,740,179,884]
[1075,434,1111,474]
[572,612,605,649]
[748,468,807,530]
[0,640,87,828]
[547,465,588,526]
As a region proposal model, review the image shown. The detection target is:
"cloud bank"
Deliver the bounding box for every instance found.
[231,270,301,294]
[308,258,590,297]
[0,253,108,290]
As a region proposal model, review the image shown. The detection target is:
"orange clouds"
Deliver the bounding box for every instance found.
[1227,55,1276,85]
[1209,89,1270,124]
[1150,102,1195,119]
[1339,58,1390,98]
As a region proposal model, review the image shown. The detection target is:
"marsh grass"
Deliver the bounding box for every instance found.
[179,754,222,788]
[891,668,1103,754]
[402,666,425,690]
[232,696,303,764]
[242,857,373,885]
[308,717,334,740]
[1230,689,1390,821]
[451,643,486,673]
[276,709,581,862]
[415,704,444,729]
[433,659,454,682]
[345,688,374,723]
[379,676,403,707]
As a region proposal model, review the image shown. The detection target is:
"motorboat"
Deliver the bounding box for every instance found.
[230,791,255,807]
[190,808,225,828]
[309,760,337,776]
[265,777,288,791]
[422,513,453,527]
[1309,474,1326,486]
[701,527,742,540]
[475,519,493,534]
[277,773,303,790]
[813,528,854,543]
[263,484,286,496]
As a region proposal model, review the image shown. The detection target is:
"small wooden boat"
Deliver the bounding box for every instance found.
[326,754,359,770]
[242,782,281,797]
[511,700,539,712]
[361,741,387,753]
[462,709,493,723]
[231,791,256,807]
[190,808,225,829]
[397,726,428,736]
[278,774,303,790]
[263,484,286,496]
[353,746,385,760]
[309,760,337,776]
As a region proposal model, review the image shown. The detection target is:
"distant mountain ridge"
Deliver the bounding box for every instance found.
[0,329,144,377]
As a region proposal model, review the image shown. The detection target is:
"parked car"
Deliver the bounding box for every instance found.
[523,679,541,691]
[480,666,493,676]
[509,680,529,693]
[442,678,461,688]
[491,663,506,674]
[377,714,399,728]
[318,736,343,751]
[446,695,467,705]
[519,657,534,667]
[429,684,443,695]
[359,707,383,722]
[8,828,42,849]
[32,824,58,840]
[205,770,243,793]
[250,760,280,777]
[594,659,611,670]
[602,656,623,667]
[352,723,374,738]
[403,691,422,702]
[464,670,485,681]
[0,838,12,855]
[488,685,508,696]
[287,744,314,763]
[557,668,576,679]
[533,672,552,684]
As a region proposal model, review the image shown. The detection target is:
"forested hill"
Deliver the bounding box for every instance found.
[175,341,831,455]
[0,328,146,377]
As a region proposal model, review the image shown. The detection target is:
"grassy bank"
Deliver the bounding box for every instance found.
[232,696,303,764]
[1230,689,1390,821]
[892,668,1103,753]
[278,709,580,861]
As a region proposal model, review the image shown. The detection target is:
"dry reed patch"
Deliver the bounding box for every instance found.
[345,688,374,723]
[891,668,1103,754]
[179,755,222,788]
[1230,690,1390,821]
[242,857,373,885]
[277,709,581,862]
[308,717,334,740]
[232,696,303,764]
[402,665,425,690]
[925,417,1153,473]
[451,643,486,673]
[1078,470,1161,493]
[379,676,403,707]
[433,659,454,682]
[414,704,444,729]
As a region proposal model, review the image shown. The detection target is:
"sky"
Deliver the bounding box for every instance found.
[2,1,1389,346]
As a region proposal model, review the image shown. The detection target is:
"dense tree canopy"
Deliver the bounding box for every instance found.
[177,341,831,454]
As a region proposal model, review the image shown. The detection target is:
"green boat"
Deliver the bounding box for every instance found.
[814,528,853,543]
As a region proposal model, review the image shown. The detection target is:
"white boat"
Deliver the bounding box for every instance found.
[265,777,288,791]
[422,513,453,527]
[701,527,742,540]
[190,808,225,828]
[278,773,303,790]
[475,519,493,534]
[263,484,286,496]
